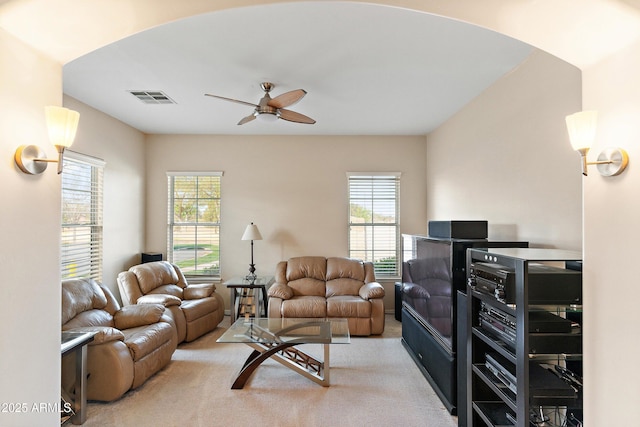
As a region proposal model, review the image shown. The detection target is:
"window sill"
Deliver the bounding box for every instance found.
[185,277,221,285]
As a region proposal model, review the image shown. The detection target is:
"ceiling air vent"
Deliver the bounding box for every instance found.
[129,90,176,104]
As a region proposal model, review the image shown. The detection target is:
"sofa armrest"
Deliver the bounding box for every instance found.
[64,326,125,345]
[137,294,182,307]
[359,282,385,300]
[114,304,165,330]
[267,283,294,300]
[184,283,215,300]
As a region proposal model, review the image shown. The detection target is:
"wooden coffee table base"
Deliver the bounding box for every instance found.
[232,341,330,389]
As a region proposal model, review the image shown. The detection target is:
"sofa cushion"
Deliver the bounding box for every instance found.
[63,326,124,345]
[148,284,184,299]
[326,278,365,297]
[122,322,174,362]
[114,304,165,330]
[268,283,294,300]
[326,257,365,281]
[326,258,369,296]
[288,277,326,297]
[327,295,372,318]
[63,309,114,330]
[137,294,182,306]
[286,256,327,281]
[130,261,184,294]
[281,296,326,317]
[180,297,219,322]
[183,283,215,300]
[61,278,108,325]
[359,282,385,300]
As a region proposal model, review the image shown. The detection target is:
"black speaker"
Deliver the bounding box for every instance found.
[394,282,403,322]
[428,220,488,239]
[141,252,162,263]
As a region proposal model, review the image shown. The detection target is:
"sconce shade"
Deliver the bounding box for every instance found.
[564,110,629,176]
[14,106,80,175]
[565,110,597,151]
[241,223,263,241]
[45,106,80,148]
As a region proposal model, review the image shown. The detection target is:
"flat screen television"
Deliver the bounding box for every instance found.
[400,233,528,417]
[401,235,528,352]
[401,235,479,351]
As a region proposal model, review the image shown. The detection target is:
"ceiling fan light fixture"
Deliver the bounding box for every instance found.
[205,82,314,125]
[257,111,280,122]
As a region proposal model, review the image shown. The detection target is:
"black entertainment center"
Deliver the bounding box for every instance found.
[466,248,583,426]
[399,221,527,425]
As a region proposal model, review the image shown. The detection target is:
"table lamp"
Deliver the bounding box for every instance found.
[241,222,263,281]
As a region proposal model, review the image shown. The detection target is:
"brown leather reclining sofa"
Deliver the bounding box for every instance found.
[117,261,225,343]
[61,278,177,402]
[267,256,386,336]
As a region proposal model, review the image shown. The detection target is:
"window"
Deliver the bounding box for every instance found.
[167,172,222,278]
[61,151,105,281]
[348,172,401,277]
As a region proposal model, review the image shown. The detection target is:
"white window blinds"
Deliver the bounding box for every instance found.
[167,172,222,278]
[348,172,401,277]
[61,151,105,282]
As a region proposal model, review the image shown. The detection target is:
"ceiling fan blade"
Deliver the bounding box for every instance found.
[205,93,258,108]
[237,114,256,125]
[268,89,307,109]
[279,109,316,124]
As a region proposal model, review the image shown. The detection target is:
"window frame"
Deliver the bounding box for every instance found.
[167,171,223,279]
[60,150,105,282]
[347,172,401,279]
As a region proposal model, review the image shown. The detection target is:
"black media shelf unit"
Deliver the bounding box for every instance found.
[399,235,527,421]
[466,248,583,427]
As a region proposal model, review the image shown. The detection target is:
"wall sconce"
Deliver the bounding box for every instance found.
[14,106,80,175]
[565,110,629,176]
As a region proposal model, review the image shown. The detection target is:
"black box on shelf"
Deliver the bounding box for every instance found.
[141,252,162,263]
[428,220,488,239]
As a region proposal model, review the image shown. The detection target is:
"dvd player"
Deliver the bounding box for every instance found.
[478,303,580,353]
[485,352,577,402]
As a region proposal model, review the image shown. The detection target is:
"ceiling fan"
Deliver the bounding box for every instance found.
[205,82,316,125]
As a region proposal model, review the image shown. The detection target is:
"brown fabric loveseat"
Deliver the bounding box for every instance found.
[117,261,225,343]
[61,278,177,402]
[267,256,385,336]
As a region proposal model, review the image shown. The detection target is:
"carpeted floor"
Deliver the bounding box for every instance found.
[82,315,458,427]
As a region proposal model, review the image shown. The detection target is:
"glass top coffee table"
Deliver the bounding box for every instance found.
[217,317,350,389]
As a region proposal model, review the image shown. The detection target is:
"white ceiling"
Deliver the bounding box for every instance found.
[62,2,533,136]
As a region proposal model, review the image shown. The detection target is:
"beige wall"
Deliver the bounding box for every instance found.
[0,28,62,425]
[3,1,640,425]
[582,36,640,423]
[427,49,583,251]
[144,134,428,310]
[63,96,146,299]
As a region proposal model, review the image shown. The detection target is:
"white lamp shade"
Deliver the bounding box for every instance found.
[565,110,597,151]
[45,106,80,148]
[241,223,263,241]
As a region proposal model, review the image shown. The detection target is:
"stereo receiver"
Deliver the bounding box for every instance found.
[469,262,582,305]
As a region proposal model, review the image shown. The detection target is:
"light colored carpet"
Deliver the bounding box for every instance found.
[82,315,458,427]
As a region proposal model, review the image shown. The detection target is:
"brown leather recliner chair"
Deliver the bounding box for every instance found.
[61,278,177,402]
[267,256,386,336]
[117,261,224,343]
